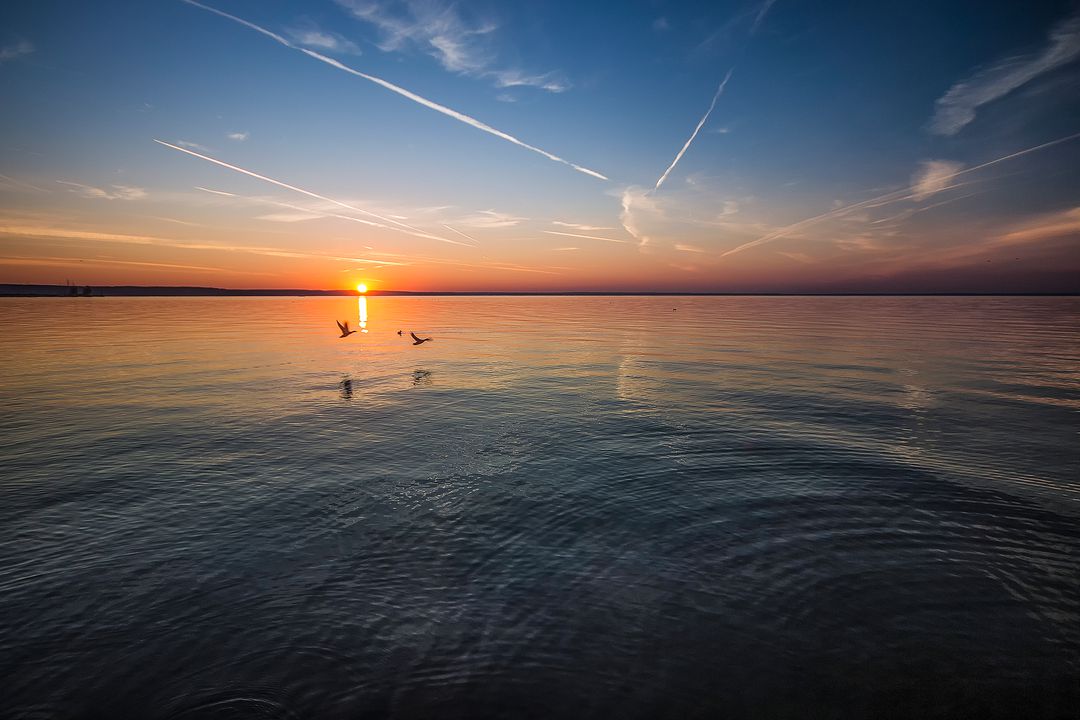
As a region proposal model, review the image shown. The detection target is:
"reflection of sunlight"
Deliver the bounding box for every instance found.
[358,296,368,333]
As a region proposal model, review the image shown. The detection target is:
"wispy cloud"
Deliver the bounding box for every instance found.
[654,69,733,190]
[0,173,50,193]
[619,186,658,248]
[0,40,33,63]
[910,160,964,200]
[0,224,404,266]
[675,243,707,253]
[0,255,260,275]
[57,181,147,201]
[155,139,468,245]
[453,209,525,229]
[174,139,212,152]
[720,130,1080,257]
[335,0,566,92]
[996,206,1080,245]
[181,0,606,180]
[255,212,324,222]
[750,0,778,36]
[286,26,362,55]
[552,221,615,231]
[543,229,629,244]
[929,10,1080,135]
[551,246,579,251]
[226,131,249,142]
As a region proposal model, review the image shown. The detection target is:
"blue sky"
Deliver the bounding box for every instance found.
[1,0,1079,291]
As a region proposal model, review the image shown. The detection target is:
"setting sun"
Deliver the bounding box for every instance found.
[356,284,367,294]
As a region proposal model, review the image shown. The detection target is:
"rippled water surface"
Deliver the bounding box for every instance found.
[1,296,1078,719]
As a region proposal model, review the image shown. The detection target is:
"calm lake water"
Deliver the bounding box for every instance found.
[1,296,1078,719]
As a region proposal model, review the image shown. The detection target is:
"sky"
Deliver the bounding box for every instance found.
[1,0,1079,292]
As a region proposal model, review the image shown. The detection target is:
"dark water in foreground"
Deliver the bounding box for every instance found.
[1,296,1078,719]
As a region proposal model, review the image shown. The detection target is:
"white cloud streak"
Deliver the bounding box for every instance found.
[154,139,467,245]
[441,224,479,245]
[543,229,629,244]
[910,160,965,201]
[181,0,606,180]
[720,130,1080,257]
[929,11,1080,135]
[0,40,34,63]
[227,131,249,141]
[654,69,733,190]
[57,181,147,200]
[334,0,566,92]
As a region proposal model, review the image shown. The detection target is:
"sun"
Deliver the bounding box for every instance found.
[356,283,368,294]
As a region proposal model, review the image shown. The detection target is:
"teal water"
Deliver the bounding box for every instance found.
[1,296,1078,718]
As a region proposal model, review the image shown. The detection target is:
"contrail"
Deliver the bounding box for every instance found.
[543,230,630,244]
[154,139,463,245]
[720,130,1080,258]
[654,69,734,191]
[180,0,608,181]
[442,224,480,245]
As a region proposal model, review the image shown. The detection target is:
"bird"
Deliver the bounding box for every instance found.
[397,330,403,336]
[411,332,432,345]
[336,320,357,338]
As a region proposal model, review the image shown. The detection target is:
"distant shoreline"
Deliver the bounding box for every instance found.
[1,284,1077,298]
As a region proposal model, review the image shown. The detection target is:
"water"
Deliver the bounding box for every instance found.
[1,296,1078,719]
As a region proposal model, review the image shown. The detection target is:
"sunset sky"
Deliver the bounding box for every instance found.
[1,0,1079,292]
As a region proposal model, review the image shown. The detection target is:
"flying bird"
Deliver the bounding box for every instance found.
[411,332,432,345]
[336,320,357,338]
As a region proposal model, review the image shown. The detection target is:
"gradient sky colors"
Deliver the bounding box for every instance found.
[1,0,1079,292]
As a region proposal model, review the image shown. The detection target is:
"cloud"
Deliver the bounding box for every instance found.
[441,224,479,244]
[996,206,1080,245]
[227,131,249,141]
[910,160,964,201]
[719,130,1080,258]
[182,1,605,180]
[0,40,33,63]
[675,243,706,253]
[0,223,403,266]
[551,247,579,251]
[255,212,324,222]
[155,139,468,245]
[928,10,1080,135]
[652,17,670,32]
[654,69,734,190]
[175,139,212,152]
[552,221,615,231]
[335,0,566,92]
[750,0,778,36]
[543,230,629,244]
[57,181,147,200]
[452,209,525,229]
[619,186,658,248]
[286,27,362,54]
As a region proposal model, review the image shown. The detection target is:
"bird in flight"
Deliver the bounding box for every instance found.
[336,320,357,338]
[411,332,432,345]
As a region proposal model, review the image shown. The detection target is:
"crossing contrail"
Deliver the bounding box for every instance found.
[720,130,1080,257]
[180,0,608,181]
[155,139,465,245]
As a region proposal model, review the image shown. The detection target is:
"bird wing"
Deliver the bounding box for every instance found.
[336,320,347,333]
[410,332,422,342]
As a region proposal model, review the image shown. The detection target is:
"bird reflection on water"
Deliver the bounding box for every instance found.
[412,369,433,386]
[339,377,353,400]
